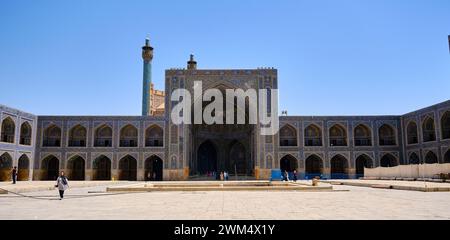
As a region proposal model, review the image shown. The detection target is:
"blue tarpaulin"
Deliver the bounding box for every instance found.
[270,169,282,181]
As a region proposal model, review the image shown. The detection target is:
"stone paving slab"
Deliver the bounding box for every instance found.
[322,179,450,192]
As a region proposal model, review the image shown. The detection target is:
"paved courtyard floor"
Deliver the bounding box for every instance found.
[323,179,450,191]
[1,181,450,219]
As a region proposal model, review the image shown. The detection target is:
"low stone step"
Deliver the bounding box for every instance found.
[371,184,393,189]
[106,181,333,192]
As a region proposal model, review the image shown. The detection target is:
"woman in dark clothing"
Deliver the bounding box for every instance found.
[55,171,69,200]
[293,170,298,182]
[11,166,17,184]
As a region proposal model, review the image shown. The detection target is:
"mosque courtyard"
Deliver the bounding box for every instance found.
[1,180,450,220]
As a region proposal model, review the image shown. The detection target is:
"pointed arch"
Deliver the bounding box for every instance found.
[279,154,298,173]
[422,117,436,142]
[380,153,398,167]
[329,124,347,146]
[170,155,177,169]
[197,140,217,174]
[424,151,438,164]
[279,124,297,146]
[118,155,137,181]
[444,149,450,163]
[406,121,418,145]
[305,154,323,179]
[304,124,322,146]
[67,155,85,180]
[43,124,61,147]
[20,122,32,145]
[41,155,59,180]
[120,124,138,147]
[354,124,372,146]
[378,124,396,146]
[145,124,164,147]
[94,124,112,147]
[265,154,273,169]
[68,124,87,147]
[355,154,373,177]
[441,111,450,139]
[0,152,13,181]
[145,155,163,181]
[92,155,111,180]
[409,152,420,165]
[1,117,15,143]
[330,154,349,179]
[17,154,30,181]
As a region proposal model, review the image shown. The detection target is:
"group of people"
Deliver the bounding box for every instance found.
[282,169,298,182]
[146,172,158,181]
[205,171,229,181]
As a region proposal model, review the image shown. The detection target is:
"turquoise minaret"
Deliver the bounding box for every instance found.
[142,38,153,116]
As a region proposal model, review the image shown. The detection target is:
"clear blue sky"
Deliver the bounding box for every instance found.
[0,0,449,116]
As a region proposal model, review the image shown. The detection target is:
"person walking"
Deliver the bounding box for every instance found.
[55,171,69,200]
[285,170,290,181]
[220,172,224,181]
[11,166,17,184]
[293,170,298,182]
